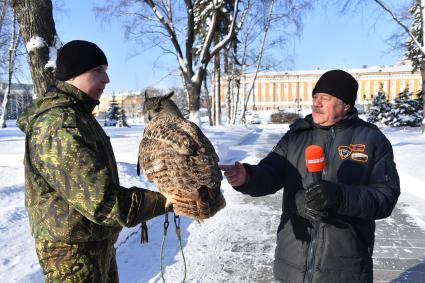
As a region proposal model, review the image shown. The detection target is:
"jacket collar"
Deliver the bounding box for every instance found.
[52,80,100,113]
[16,81,100,133]
[289,108,359,133]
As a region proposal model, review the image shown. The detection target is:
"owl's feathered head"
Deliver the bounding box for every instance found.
[143,91,183,122]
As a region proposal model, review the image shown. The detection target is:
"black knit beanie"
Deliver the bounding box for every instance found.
[312,70,358,106]
[55,40,108,81]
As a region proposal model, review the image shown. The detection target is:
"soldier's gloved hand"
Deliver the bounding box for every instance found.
[136,188,168,222]
[294,190,328,222]
[305,180,342,211]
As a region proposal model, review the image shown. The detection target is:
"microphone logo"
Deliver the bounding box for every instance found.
[306,157,325,164]
[305,145,325,173]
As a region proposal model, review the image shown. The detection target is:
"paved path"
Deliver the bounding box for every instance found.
[229,125,425,282]
[374,202,425,282]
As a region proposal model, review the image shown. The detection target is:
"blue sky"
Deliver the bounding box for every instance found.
[52,0,405,93]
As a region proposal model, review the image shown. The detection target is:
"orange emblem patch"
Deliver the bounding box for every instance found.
[349,144,365,152]
[338,144,368,163]
[338,145,352,160]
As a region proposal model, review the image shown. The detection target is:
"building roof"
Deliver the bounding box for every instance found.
[245,63,418,78]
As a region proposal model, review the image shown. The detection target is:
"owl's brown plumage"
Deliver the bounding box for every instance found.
[138,92,225,220]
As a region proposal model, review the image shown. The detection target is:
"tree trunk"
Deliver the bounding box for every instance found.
[203,72,213,126]
[11,0,58,97]
[214,52,221,125]
[186,80,202,125]
[420,0,425,133]
[224,47,232,124]
[421,67,425,133]
[231,77,241,124]
[211,69,217,126]
[0,0,8,36]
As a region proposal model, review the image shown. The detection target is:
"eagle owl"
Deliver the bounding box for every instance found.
[138,92,226,221]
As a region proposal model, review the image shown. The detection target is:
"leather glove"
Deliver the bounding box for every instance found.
[294,190,328,222]
[305,180,342,211]
[136,189,168,222]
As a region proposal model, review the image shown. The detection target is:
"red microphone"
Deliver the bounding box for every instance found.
[305,145,326,182]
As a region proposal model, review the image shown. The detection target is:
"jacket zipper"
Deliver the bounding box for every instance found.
[304,222,319,283]
[304,127,336,283]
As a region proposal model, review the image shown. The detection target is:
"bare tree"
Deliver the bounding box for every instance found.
[343,0,425,132]
[0,0,14,77]
[96,0,242,124]
[11,0,59,97]
[221,0,312,124]
[239,0,276,124]
[0,6,18,127]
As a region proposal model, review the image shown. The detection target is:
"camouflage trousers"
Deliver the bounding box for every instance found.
[35,238,119,283]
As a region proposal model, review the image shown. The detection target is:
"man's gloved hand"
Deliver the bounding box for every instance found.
[294,190,328,222]
[305,180,342,211]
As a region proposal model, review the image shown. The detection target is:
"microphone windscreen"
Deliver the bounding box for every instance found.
[305,145,325,173]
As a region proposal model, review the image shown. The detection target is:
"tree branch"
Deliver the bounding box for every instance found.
[144,0,187,74]
[373,0,425,55]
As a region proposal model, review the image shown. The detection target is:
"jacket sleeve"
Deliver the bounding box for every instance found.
[30,112,166,228]
[336,137,400,220]
[234,135,289,197]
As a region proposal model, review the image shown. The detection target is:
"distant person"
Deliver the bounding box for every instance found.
[220,70,400,283]
[17,40,167,282]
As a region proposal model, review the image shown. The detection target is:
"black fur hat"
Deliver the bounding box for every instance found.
[312,70,358,106]
[55,40,108,81]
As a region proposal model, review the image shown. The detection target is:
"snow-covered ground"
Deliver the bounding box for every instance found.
[0,115,424,282]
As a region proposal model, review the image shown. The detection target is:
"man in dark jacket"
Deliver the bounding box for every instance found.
[220,70,400,283]
[17,40,167,282]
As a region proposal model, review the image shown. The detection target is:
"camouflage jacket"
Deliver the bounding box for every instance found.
[17,81,166,243]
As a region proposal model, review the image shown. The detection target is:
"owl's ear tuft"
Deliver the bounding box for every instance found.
[165,91,174,100]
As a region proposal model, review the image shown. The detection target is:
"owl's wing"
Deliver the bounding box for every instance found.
[142,119,197,155]
[138,118,198,178]
[138,117,225,220]
[178,119,220,162]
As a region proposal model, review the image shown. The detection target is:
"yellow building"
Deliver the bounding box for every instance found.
[93,91,143,118]
[221,63,422,111]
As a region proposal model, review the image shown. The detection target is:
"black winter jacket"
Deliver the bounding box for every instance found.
[236,109,400,283]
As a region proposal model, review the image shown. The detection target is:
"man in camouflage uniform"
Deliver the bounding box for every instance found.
[17,40,167,282]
